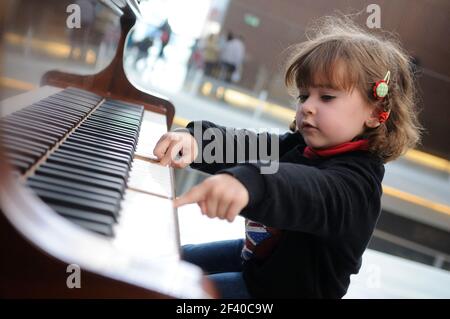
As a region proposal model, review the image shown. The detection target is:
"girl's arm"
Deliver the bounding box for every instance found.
[184,120,304,175]
[222,158,384,238]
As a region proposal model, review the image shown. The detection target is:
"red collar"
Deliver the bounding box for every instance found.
[303,139,369,159]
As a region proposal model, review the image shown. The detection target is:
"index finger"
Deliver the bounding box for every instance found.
[174,184,208,208]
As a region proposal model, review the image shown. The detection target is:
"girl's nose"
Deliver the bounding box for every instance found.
[300,100,315,116]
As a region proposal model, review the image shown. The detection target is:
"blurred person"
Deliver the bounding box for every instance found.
[202,34,220,77]
[156,19,172,60]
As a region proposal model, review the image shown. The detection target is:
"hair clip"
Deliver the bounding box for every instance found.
[373,71,390,99]
[378,110,390,123]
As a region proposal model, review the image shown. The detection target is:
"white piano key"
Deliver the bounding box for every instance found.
[135,110,167,159]
[112,189,179,261]
[128,158,173,198]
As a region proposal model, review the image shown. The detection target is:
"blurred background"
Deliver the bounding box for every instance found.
[0,0,449,298]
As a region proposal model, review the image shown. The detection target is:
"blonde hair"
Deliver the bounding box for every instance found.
[285,16,422,163]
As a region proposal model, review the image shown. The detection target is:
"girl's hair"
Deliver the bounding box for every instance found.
[285,15,422,163]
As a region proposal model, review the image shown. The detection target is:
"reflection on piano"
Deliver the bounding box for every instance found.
[0,0,217,298]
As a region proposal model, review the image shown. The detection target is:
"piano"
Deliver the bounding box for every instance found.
[0,0,217,298]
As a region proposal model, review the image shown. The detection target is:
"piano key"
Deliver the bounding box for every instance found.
[57,88,101,102]
[27,104,81,122]
[39,162,125,188]
[85,116,140,132]
[3,134,50,152]
[37,98,93,115]
[3,113,66,134]
[54,148,129,172]
[15,110,73,129]
[128,159,172,198]
[8,158,29,173]
[4,142,44,158]
[67,135,134,157]
[66,218,114,237]
[104,99,144,112]
[70,131,134,153]
[5,152,35,165]
[112,190,179,257]
[47,95,97,110]
[0,125,58,146]
[28,174,122,200]
[27,178,120,208]
[48,203,115,227]
[75,126,136,147]
[35,166,124,195]
[60,141,131,166]
[90,112,141,127]
[47,153,128,181]
[62,139,132,165]
[65,87,102,100]
[4,116,66,138]
[81,120,138,140]
[94,108,142,121]
[30,183,120,219]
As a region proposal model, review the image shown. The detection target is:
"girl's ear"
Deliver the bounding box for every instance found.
[365,107,382,128]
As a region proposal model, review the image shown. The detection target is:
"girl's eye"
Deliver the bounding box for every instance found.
[297,95,308,103]
[321,95,335,101]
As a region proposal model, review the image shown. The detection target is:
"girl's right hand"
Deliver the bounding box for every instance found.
[152,132,198,168]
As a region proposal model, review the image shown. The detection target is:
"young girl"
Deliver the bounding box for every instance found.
[153,16,421,298]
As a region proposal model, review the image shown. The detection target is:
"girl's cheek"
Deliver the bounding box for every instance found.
[295,108,303,126]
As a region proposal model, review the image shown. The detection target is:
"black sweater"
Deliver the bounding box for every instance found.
[185,121,385,298]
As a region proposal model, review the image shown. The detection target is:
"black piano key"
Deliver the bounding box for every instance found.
[3,134,50,152]
[67,134,133,157]
[8,159,29,173]
[54,148,129,172]
[6,113,67,138]
[6,152,35,165]
[4,116,66,138]
[70,131,134,154]
[36,165,124,194]
[81,120,138,141]
[104,99,144,112]
[65,87,102,100]
[94,108,142,121]
[13,111,73,130]
[4,142,44,158]
[40,98,93,115]
[27,178,120,208]
[48,203,115,227]
[27,104,81,123]
[47,95,97,110]
[85,116,140,133]
[0,125,58,146]
[90,113,141,128]
[29,187,118,220]
[39,162,125,188]
[98,105,143,119]
[47,153,128,181]
[32,102,87,119]
[76,126,136,147]
[60,141,131,166]
[66,218,114,237]
[28,175,122,200]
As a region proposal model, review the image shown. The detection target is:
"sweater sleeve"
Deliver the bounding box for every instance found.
[184,120,304,175]
[221,158,383,238]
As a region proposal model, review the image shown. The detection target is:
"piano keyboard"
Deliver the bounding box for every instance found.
[0,87,176,256]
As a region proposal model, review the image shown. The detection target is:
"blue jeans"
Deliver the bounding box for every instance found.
[181,239,252,299]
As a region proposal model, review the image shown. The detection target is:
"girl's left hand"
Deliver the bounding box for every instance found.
[173,174,249,222]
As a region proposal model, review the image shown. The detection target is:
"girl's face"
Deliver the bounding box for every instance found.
[295,83,378,149]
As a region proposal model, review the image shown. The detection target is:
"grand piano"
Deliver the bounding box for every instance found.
[0,0,216,298]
